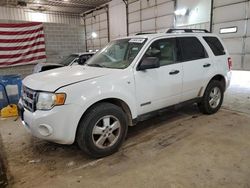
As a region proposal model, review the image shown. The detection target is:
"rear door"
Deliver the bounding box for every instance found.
[203,36,230,72]
[178,36,212,102]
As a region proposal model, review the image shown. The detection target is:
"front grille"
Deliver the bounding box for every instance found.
[22,85,37,112]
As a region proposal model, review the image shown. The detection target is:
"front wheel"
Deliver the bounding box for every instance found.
[198,80,224,114]
[76,102,128,158]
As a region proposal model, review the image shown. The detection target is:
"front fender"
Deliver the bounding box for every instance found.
[57,72,137,140]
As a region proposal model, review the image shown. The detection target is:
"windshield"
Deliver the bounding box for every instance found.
[59,54,79,66]
[87,38,146,69]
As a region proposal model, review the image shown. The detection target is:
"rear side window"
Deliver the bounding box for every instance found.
[203,37,226,56]
[178,37,208,62]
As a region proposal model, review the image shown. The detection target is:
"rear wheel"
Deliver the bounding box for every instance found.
[76,102,128,158]
[198,80,224,114]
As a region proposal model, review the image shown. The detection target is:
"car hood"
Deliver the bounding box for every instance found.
[23,65,120,92]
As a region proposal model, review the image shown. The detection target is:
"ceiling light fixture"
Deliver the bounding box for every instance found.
[91,32,97,38]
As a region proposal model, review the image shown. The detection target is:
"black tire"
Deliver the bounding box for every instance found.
[76,102,128,158]
[198,80,224,115]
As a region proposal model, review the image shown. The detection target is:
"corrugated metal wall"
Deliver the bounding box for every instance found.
[212,0,250,70]
[128,0,175,35]
[81,7,109,51]
[0,6,80,24]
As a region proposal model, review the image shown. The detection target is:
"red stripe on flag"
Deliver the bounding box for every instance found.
[0,41,45,51]
[0,48,45,59]
[0,27,43,35]
[1,55,46,66]
[0,34,45,43]
[0,22,42,28]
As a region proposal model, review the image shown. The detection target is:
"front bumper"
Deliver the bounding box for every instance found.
[18,100,81,145]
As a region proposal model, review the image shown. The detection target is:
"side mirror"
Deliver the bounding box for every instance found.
[138,57,160,71]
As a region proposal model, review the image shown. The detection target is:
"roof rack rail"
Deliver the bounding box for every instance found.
[166,29,210,33]
[135,32,156,35]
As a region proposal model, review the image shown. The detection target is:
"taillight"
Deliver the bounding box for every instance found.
[228,57,232,71]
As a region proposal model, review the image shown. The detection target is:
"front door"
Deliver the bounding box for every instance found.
[134,38,183,115]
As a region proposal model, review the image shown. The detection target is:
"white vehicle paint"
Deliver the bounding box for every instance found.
[19,29,232,157]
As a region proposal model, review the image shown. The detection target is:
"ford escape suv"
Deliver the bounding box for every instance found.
[19,29,232,158]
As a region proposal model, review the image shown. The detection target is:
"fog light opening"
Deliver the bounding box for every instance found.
[38,124,53,137]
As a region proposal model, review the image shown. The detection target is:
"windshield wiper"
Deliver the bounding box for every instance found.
[87,64,105,68]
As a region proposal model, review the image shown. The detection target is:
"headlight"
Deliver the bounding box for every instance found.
[36,92,66,110]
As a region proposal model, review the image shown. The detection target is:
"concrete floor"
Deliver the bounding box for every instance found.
[224,71,250,114]
[0,71,250,188]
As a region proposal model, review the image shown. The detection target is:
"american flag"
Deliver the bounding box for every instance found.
[0,22,46,67]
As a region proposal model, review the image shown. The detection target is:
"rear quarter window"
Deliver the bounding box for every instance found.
[203,37,226,56]
[178,37,208,62]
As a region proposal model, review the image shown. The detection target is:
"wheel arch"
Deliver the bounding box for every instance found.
[199,74,226,97]
[209,74,226,91]
[75,97,134,142]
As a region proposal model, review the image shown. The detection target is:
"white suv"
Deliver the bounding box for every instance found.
[19,29,232,158]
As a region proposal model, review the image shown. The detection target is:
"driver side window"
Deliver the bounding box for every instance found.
[145,38,177,66]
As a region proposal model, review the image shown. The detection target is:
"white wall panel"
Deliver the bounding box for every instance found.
[246,20,250,36]
[157,0,171,4]
[129,22,141,33]
[86,18,92,25]
[212,0,250,70]
[128,1,140,13]
[231,55,242,69]
[141,0,155,9]
[141,7,155,20]
[87,40,92,47]
[93,23,100,31]
[223,38,244,54]
[100,29,108,37]
[213,2,246,24]
[156,1,174,16]
[86,25,92,32]
[98,13,105,21]
[93,39,100,47]
[129,11,140,23]
[156,15,174,29]
[214,0,243,7]
[101,38,109,46]
[243,55,250,69]
[128,0,174,35]
[100,21,107,29]
[141,19,155,31]
[244,37,250,53]
[247,1,250,18]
